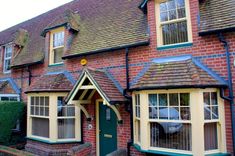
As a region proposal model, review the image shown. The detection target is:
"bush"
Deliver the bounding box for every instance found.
[0,102,25,145]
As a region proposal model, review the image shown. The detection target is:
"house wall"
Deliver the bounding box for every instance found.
[0,0,234,155]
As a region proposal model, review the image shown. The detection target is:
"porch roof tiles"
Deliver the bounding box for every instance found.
[131,55,228,90]
[25,71,75,93]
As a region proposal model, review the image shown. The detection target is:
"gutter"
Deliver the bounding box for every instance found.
[218,33,235,154]
[130,84,227,91]
[11,60,44,69]
[199,27,235,36]
[62,40,150,60]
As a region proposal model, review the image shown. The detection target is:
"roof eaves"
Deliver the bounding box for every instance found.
[199,27,235,36]
[130,84,228,91]
[41,23,67,37]
[11,60,44,69]
[62,40,150,59]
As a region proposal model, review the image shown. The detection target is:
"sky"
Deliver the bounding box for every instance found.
[0,0,73,31]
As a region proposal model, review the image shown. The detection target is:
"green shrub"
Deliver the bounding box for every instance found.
[0,102,25,145]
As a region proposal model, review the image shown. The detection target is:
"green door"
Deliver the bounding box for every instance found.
[99,103,117,156]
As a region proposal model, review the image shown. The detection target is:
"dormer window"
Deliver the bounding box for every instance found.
[49,28,64,65]
[4,45,12,73]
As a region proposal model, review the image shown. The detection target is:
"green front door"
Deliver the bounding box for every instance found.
[99,102,117,156]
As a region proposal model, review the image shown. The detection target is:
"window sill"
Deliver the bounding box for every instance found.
[205,153,231,156]
[157,42,193,51]
[26,136,81,144]
[133,144,192,156]
[48,63,64,67]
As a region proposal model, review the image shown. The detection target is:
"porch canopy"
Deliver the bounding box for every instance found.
[65,68,127,122]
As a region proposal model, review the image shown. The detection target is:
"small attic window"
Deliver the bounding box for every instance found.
[49,27,64,65]
[3,44,12,73]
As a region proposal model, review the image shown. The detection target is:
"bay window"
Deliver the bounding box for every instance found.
[156,0,192,47]
[27,93,81,143]
[133,89,226,155]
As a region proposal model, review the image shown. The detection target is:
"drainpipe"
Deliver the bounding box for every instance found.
[218,33,235,153]
[123,48,133,156]
[27,66,32,86]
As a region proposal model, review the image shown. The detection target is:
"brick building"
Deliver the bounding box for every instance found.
[0,0,234,155]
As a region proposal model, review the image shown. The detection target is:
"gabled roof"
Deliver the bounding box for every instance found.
[25,71,75,93]
[0,78,21,94]
[66,68,126,104]
[0,0,149,67]
[131,55,228,90]
[199,0,235,35]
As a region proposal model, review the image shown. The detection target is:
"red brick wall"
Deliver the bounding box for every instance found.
[3,0,234,155]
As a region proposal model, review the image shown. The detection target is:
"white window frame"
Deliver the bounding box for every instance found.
[27,93,81,143]
[49,27,64,65]
[133,89,226,156]
[3,44,13,73]
[155,0,193,47]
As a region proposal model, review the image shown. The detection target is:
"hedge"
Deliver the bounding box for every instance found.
[0,102,25,145]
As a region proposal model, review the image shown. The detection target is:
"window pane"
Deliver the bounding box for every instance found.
[58,119,75,139]
[160,3,167,12]
[1,97,9,101]
[4,59,11,71]
[167,0,176,10]
[53,32,64,47]
[40,97,44,106]
[149,94,157,106]
[204,123,218,150]
[176,0,185,7]
[53,47,63,64]
[212,106,218,119]
[9,97,18,101]
[160,12,168,22]
[58,97,75,117]
[35,106,39,115]
[35,97,39,106]
[169,93,178,106]
[180,93,189,106]
[159,107,168,119]
[203,92,210,106]
[149,94,158,119]
[136,120,141,142]
[31,106,35,115]
[211,92,218,105]
[169,107,179,120]
[45,97,49,106]
[159,94,167,106]
[150,122,191,151]
[32,118,49,138]
[180,107,190,120]
[169,10,177,20]
[162,21,188,45]
[177,8,186,18]
[5,46,12,58]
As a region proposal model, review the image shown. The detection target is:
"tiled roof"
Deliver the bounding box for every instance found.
[41,9,80,36]
[25,71,75,93]
[0,0,149,67]
[0,78,21,94]
[87,68,126,103]
[66,68,126,104]
[199,0,235,35]
[131,55,227,90]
